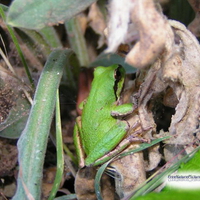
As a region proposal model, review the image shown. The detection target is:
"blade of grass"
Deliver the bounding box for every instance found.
[12,49,73,200]
[117,136,170,159]
[48,89,64,200]
[65,16,90,67]
[95,137,170,199]
[17,28,52,57]
[18,26,63,58]
[95,160,114,200]
[0,5,34,87]
[63,143,78,166]
[39,26,62,48]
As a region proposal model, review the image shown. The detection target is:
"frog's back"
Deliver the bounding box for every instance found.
[83,65,119,112]
[81,65,122,153]
[81,66,118,124]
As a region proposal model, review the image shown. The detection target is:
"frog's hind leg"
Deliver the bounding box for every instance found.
[93,122,149,166]
[85,121,129,166]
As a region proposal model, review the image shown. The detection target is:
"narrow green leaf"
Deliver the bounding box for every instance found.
[89,53,137,74]
[39,27,63,48]
[65,17,90,66]
[0,3,8,12]
[7,0,97,30]
[48,90,64,200]
[95,161,112,200]
[118,136,171,159]
[12,49,73,200]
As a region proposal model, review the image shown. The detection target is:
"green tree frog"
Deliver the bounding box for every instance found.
[74,65,134,167]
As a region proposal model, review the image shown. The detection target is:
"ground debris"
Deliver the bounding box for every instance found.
[134,20,200,145]
[0,139,18,177]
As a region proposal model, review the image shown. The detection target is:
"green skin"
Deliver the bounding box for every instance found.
[74,65,134,167]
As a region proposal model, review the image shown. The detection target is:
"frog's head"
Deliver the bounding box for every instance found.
[93,64,126,99]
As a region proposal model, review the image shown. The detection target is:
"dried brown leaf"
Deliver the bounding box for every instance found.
[88,3,106,48]
[134,20,200,145]
[126,0,168,68]
[74,167,115,200]
[110,147,146,198]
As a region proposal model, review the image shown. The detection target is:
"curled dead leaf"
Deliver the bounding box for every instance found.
[74,167,115,200]
[134,19,200,145]
[88,3,107,48]
[125,0,168,68]
[106,0,169,69]
[110,146,146,199]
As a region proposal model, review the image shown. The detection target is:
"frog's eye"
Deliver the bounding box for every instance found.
[114,67,122,82]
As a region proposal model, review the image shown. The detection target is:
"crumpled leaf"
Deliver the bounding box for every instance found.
[75,167,115,200]
[166,20,200,145]
[125,0,168,68]
[110,147,146,198]
[134,19,200,145]
[7,0,97,29]
[106,0,168,69]
[88,3,106,48]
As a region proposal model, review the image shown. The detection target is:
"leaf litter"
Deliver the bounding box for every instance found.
[101,0,200,199]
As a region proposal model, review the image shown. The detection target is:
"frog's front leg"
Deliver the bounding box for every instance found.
[73,116,85,168]
[111,103,134,116]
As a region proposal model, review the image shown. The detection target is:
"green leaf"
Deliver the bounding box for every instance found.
[12,49,73,200]
[48,90,64,200]
[65,17,90,66]
[117,136,171,159]
[39,26,62,48]
[162,149,200,194]
[0,3,8,12]
[89,53,137,74]
[95,161,112,200]
[7,0,97,30]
